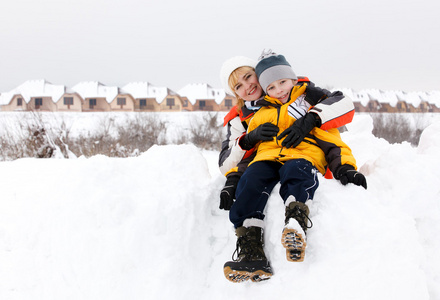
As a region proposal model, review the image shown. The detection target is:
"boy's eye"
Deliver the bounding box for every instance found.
[267,86,274,91]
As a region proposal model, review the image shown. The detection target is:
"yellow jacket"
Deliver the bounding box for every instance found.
[247,84,357,175]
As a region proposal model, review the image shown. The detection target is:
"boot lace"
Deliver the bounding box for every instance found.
[286,206,313,232]
[231,234,262,261]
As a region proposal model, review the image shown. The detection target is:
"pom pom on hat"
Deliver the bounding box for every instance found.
[255,49,297,93]
[220,56,257,95]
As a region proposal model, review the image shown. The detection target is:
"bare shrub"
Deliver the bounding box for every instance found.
[0,112,74,160]
[0,112,220,161]
[115,113,167,156]
[68,116,116,157]
[0,131,26,160]
[189,112,223,150]
[67,113,167,158]
[371,113,426,146]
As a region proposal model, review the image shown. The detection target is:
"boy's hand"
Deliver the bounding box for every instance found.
[219,175,240,210]
[277,113,319,148]
[336,165,367,189]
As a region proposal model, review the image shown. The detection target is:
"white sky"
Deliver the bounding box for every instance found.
[1,0,439,93]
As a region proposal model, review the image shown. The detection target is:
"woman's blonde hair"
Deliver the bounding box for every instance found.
[228,66,255,112]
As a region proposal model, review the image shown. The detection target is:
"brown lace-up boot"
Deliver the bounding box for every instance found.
[224,226,273,282]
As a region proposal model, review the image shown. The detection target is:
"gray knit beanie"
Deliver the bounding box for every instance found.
[255,50,297,93]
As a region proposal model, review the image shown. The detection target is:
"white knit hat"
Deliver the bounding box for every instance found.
[219,56,257,95]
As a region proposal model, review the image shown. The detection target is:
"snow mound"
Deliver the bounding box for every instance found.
[1,115,440,299]
[417,120,440,155]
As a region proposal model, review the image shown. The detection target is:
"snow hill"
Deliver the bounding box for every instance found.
[1,114,440,299]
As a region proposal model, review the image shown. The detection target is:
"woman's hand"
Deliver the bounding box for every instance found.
[239,123,279,150]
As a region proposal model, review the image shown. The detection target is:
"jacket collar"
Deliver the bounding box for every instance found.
[263,85,306,107]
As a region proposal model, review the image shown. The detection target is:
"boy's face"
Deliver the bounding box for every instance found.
[233,69,263,101]
[266,79,297,103]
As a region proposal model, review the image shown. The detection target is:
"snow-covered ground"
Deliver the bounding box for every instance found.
[1,113,440,299]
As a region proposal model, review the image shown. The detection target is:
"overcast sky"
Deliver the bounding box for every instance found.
[1,0,439,93]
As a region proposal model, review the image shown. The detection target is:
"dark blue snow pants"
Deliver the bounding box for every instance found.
[229,159,319,228]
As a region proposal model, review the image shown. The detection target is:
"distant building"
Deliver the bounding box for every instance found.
[177,83,227,111]
[122,82,173,112]
[0,80,65,112]
[335,88,440,113]
[180,96,194,111]
[72,82,117,112]
[109,91,136,112]
[1,94,29,111]
[1,80,439,113]
[159,94,187,112]
[218,94,236,112]
[56,90,84,112]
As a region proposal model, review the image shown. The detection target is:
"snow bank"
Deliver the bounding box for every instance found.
[1,115,440,299]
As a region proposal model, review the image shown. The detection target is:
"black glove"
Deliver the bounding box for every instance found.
[335,165,367,189]
[219,175,240,210]
[277,113,320,148]
[239,122,279,150]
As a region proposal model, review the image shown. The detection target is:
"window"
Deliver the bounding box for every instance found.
[199,101,206,108]
[183,100,188,107]
[225,99,232,108]
[117,97,126,106]
[35,98,43,107]
[17,98,23,106]
[89,99,97,108]
[167,98,175,109]
[140,99,147,107]
[64,97,73,105]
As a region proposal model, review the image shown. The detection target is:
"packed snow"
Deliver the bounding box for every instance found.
[1,113,440,300]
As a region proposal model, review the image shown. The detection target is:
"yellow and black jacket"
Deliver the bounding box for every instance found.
[247,84,357,175]
[219,78,356,177]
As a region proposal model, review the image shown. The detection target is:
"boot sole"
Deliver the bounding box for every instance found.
[286,249,305,262]
[223,266,273,283]
[281,228,306,262]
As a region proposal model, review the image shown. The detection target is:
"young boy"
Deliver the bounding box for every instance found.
[223,51,366,282]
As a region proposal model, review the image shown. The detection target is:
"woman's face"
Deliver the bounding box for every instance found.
[232,69,263,101]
